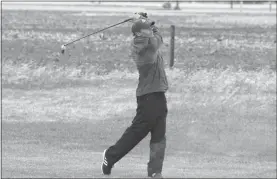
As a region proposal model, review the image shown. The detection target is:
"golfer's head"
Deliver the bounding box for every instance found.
[131,19,154,37]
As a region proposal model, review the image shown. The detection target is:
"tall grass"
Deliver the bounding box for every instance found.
[3,60,275,96]
[3,60,276,156]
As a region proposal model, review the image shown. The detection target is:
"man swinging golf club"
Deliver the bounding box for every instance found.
[101,13,168,178]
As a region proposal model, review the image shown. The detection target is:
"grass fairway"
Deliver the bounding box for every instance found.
[2,82,276,178]
[2,7,277,178]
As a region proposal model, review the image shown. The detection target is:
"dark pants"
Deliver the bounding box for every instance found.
[105,92,167,176]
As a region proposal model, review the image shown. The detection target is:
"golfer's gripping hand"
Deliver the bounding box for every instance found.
[130,12,147,22]
[136,12,148,18]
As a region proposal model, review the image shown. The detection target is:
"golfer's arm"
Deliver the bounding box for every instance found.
[152,25,163,48]
[143,25,163,56]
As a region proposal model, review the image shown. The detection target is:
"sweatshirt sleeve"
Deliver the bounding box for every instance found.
[131,36,149,55]
[152,25,163,47]
[146,25,163,52]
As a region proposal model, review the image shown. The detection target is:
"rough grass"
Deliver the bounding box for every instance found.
[2,64,276,177]
[2,9,276,178]
[2,11,276,73]
[3,61,276,156]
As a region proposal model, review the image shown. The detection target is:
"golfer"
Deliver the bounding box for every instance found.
[101,15,168,178]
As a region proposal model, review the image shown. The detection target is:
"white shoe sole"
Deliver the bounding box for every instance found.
[101,149,107,175]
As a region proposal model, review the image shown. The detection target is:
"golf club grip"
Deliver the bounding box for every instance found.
[63,18,132,47]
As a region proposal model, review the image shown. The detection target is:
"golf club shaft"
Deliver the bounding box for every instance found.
[63,18,132,47]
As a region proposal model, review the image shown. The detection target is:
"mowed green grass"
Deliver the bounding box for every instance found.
[2,10,277,178]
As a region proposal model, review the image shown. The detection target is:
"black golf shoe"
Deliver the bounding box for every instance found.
[101,149,113,175]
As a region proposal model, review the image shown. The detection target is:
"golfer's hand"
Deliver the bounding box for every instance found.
[130,12,147,22]
[151,25,159,33]
[136,12,148,18]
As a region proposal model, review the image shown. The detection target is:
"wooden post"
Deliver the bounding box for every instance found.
[169,25,175,68]
[174,0,181,10]
[269,1,272,12]
[230,1,233,9]
[240,1,243,12]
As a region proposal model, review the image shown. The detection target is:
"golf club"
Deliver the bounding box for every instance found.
[60,18,133,54]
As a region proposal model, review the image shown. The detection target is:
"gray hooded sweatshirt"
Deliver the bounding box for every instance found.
[130,26,168,96]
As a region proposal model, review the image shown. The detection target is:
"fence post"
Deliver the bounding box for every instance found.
[169,25,175,68]
[269,1,272,12]
[240,1,243,12]
[230,1,233,9]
